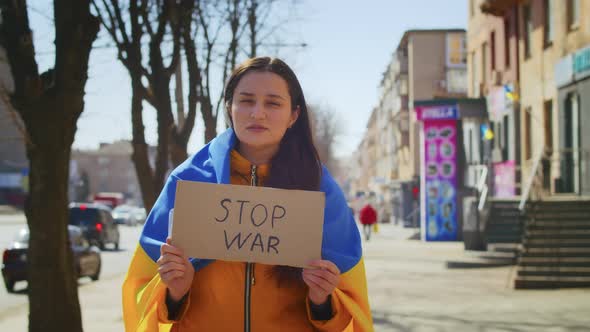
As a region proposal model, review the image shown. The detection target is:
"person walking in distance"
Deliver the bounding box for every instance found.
[359,203,377,241]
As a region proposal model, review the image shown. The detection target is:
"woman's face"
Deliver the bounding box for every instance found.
[230,71,299,151]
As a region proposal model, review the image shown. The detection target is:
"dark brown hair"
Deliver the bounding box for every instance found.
[224,57,322,286]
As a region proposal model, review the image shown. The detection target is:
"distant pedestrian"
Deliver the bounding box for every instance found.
[359,203,377,241]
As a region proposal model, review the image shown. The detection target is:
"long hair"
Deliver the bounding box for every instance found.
[224,57,322,286]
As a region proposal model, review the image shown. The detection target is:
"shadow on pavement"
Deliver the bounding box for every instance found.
[372,310,590,332]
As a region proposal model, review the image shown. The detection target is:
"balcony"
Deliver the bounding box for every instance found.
[480,0,522,16]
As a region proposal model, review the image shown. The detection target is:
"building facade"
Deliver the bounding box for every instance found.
[0,46,28,207]
[469,0,522,197]
[351,29,468,225]
[71,140,156,205]
[478,0,590,196]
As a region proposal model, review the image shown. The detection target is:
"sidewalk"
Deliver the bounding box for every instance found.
[0,205,21,215]
[0,273,126,331]
[363,229,590,331]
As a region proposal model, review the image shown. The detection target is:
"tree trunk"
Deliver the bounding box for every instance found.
[248,0,257,57]
[204,121,217,143]
[152,71,174,195]
[202,101,217,143]
[130,83,157,211]
[0,0,99,330]
[154,101,173,194]
[26,122,82,331]
[169,138,188,167]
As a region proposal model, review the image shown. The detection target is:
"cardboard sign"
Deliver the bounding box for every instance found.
[171,180,325,268]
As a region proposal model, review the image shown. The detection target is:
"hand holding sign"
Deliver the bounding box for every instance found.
[158,238,194,301]
[302,260,341,305]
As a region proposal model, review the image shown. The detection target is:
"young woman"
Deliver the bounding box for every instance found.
[122,57,373,331]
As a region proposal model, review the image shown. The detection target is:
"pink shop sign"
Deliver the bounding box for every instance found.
[493,160,516,197]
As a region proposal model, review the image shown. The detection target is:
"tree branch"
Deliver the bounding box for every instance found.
[109,0,131,47]
[164,3,181,77]
[92,0,129,66]
[140,0,156,37]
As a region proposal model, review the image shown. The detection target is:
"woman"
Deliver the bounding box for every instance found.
[122,57,373,331]
[359,203,377,241]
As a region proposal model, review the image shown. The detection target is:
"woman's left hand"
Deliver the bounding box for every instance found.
[302,260,341,305]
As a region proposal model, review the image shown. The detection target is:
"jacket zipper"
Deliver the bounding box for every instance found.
[245,165,257,332]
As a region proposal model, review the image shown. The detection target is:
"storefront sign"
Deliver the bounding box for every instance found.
[0,173,22,189]
[555,55,573,88]
[416,105,458,121]
[423,119,458,241]
[493,160,516,197]
[555,44,590,87]
[573,45,590,81]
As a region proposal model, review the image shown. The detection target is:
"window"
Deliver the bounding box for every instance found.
[502,114,509,161]
[468,128,473,164]
[523,4,532,58]
[544,0,553,46]
[491,31,496,71]
[544,100,553,150]
[504,17,511,68]
[497,120,503,151]
[482,42,488,84]
[471,52,478,97]
[490,122,496,151]
[524,107,532,160]
[567,0,580,30]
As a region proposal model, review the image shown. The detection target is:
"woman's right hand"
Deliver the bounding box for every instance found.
[158,238,195,301]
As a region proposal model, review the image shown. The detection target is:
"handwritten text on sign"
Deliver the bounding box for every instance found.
[171,181,325,268]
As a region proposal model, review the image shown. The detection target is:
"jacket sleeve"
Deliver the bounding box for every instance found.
[308,167,374,331]
[306,258,372,331]
[122,175,189,331]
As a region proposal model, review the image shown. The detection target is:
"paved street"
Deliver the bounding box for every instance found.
[1,219,589,331]
[0,213,142,330]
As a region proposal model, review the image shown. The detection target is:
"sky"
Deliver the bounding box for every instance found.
[28,0,467,158]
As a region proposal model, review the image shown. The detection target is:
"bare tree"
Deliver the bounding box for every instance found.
[92,0,181,211]
[309,104,342,173]
[247,0,278,57]
[186,0,298,143]
[185,0,248,144]
[95,0,302,208]
[0,0,99,330]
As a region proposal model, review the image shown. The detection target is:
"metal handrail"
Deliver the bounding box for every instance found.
[477,166,488,212]
[518,146,545,212]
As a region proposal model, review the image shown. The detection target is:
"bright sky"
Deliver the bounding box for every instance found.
[28,0,467,158]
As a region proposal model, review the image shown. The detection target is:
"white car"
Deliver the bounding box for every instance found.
[112,205,139,226]
[132,207,147,224]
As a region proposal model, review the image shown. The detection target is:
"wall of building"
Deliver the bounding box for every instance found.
[71,141,143,204]
[518,0,590,192]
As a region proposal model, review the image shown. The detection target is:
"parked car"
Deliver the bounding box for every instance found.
[69,203,120,250]
[112,205,139,226]
[132,207,147,224]
[2,225,101,293]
